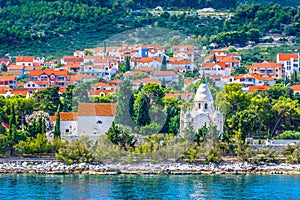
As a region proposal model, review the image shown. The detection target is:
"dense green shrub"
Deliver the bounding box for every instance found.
[281,144,300,164]
[276,131,300,139]
[14,134,53,155]
[56,136,94,164]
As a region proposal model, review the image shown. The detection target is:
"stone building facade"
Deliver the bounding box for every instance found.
[180,82,223,135]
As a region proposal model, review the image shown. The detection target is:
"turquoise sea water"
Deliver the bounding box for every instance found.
[0,174,300,199]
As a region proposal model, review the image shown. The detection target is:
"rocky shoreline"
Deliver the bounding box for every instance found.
[1,160,300,175]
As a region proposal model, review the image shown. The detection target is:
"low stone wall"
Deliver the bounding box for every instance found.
[1,160,300,175]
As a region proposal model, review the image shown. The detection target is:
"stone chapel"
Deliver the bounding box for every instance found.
[180,81,223,135]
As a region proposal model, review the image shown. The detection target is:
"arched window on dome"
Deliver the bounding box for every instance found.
[204,103,208,109]
[199,103,201,109]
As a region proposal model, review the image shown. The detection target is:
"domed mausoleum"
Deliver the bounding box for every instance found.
[180,81,223,135]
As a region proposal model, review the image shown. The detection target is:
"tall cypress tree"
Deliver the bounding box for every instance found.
[115,80,135,127]
[125,56,131,72]
[160,56,167,71]
[53,105,61,138]
[134,92,150,126]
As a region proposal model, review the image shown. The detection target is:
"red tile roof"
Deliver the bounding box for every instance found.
[248,62,282,69]
[290,85,300,91]
[248,85,270,93]
[29,69,68,77]
[168,60,193,65]
[278,54,299,61]
[152,71,177,76]
[0,75,17,81]
[77,103,117,116]
[50,112,78,122]
[16,56,34,63]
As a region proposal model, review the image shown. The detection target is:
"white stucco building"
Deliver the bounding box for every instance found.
[77,103,116,136]
[180,81,223,135]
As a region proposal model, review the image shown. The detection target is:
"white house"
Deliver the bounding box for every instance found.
[276,53,299,77]
[167,60,195,71]
[151,71,179,84]
[50,112,78,135]
[24,81,49,89]
[16,56,34,66]
[77,103,116,136]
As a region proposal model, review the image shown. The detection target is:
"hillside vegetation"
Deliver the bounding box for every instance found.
[0,0,300,57]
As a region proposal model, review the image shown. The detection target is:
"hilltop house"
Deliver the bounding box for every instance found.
[151,71,179,84]
[276,53,299,77]
[29,68,70,87]
[0,76,18,88]
[247,61,283,79]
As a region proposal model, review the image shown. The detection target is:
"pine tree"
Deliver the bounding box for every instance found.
[160,56,167,71]
[53,105,61,138]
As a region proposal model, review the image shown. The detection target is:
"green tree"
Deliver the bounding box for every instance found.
[160,55,167,71]
[195,124,209,146]
[53,105,61,138]
[1,63,7,72]
[271,97,300,137]
[125,56,131,72]
[115,80,135,127]
[142,83,165,104]
[33,86,61,115]
[62,84,75,112]
[106,121,136,151]
[227,109,263,140]
[133,92,150,126]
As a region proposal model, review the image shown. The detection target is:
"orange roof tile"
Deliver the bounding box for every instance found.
[1,72,21,76]
[29,68,68,77]
[108,79,123,85]
[96,82,111,87]
[10,90,27,96]
[77,103,117,116]
[168,60,193,65]
[0,75,17,81]
[133,57,162,64]
[16,56,34,63]
[248,85,270,93]
[278,54,299,61]
[51,112,78,122]
[134,67,155,72]
[249,62,282,69]
[152,71,177,76]
[290,85,300,91]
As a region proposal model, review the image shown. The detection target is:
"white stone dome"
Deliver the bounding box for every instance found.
[194,83,213,102]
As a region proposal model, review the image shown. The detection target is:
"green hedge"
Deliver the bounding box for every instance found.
[276,131,300,140]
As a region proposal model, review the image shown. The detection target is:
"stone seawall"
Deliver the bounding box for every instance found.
[1,160,300,175]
